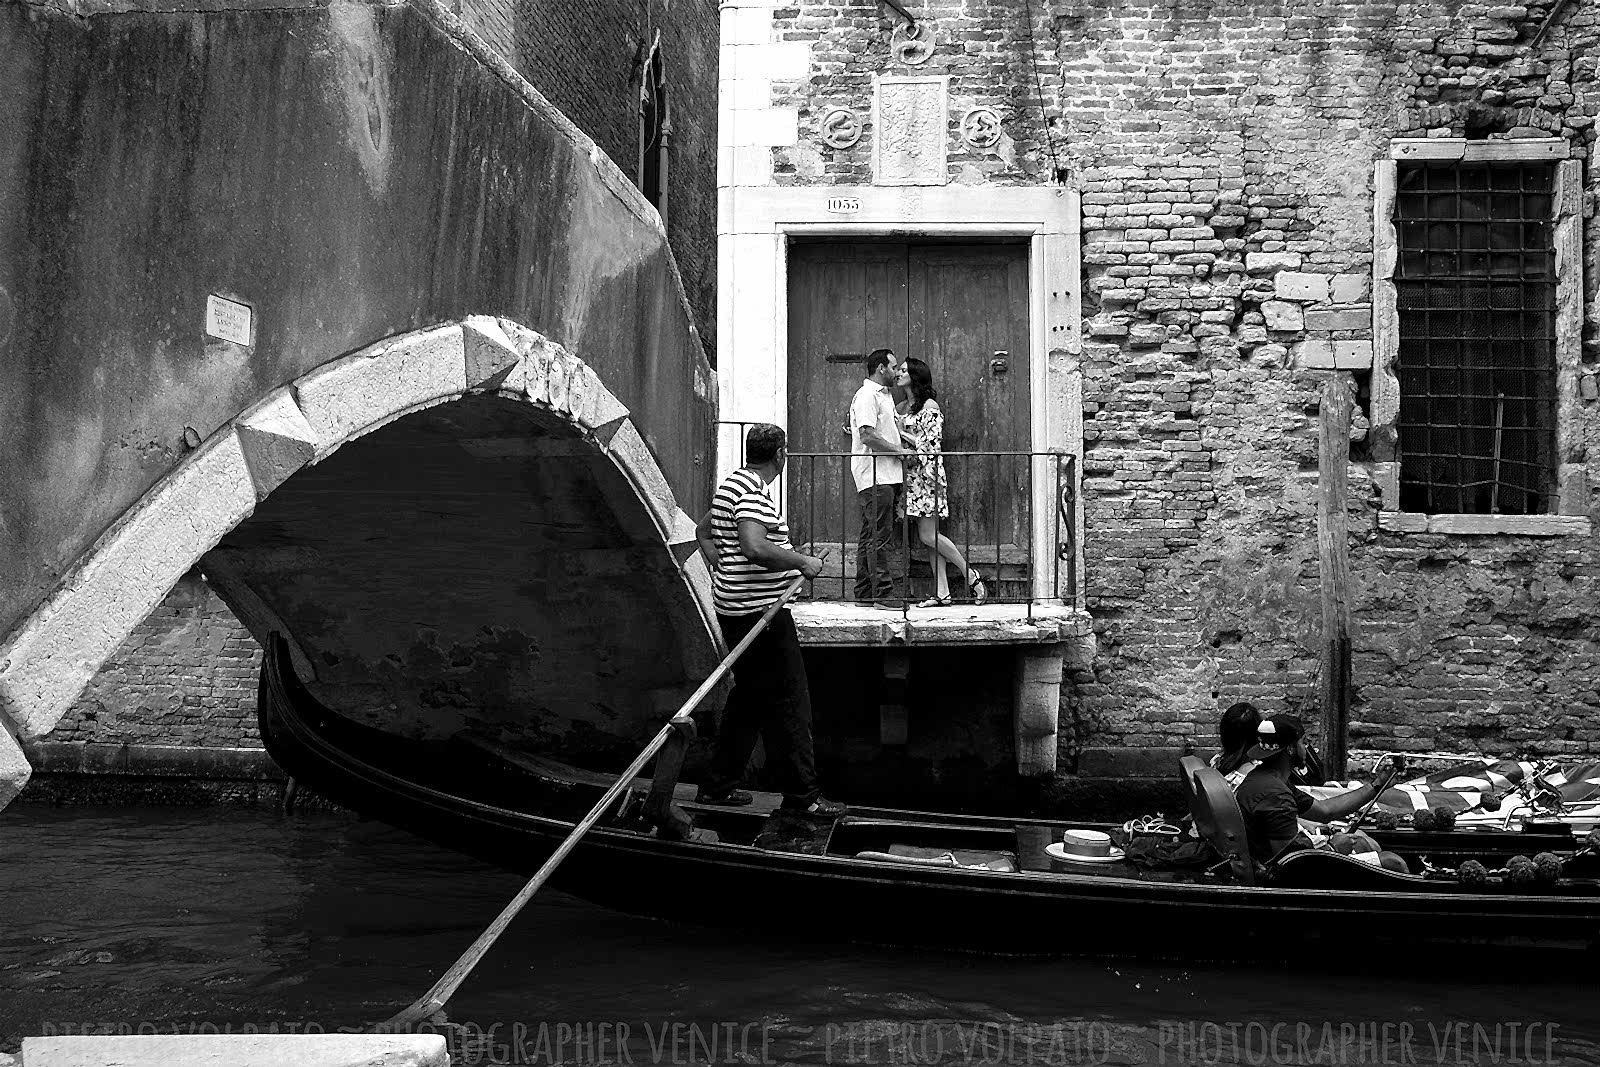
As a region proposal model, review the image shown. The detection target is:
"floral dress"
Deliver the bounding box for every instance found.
[899,400,948,519]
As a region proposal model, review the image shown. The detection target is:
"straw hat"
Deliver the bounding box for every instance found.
[1045,828,1126,866]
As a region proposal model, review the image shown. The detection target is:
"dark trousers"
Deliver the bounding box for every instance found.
[704,608,818,805]
[854,483,898,601]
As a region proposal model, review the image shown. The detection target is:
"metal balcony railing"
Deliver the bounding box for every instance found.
[715,422,1078,617]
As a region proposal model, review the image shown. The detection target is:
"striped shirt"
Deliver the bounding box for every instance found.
[709,467,799,615]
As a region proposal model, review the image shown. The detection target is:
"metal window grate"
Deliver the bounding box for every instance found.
[1394,161,1557,515]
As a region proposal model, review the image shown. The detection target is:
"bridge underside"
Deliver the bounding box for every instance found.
[207,394,708,765]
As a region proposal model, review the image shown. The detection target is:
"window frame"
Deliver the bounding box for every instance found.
[1372,139,1588,536]
[637,35,670,224]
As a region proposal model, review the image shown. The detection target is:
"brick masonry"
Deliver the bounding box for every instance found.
[48,572,263,749]
[745,0,1600,763]
[457,0,721,361]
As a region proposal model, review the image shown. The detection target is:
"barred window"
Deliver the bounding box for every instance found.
[1393,161,1557,515]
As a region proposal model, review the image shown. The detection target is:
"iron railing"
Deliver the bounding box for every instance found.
[715,423,1077,615]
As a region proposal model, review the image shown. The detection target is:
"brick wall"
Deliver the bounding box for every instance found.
[459,0,721,360]
[757,0,1600,761]
[48,572,263,748]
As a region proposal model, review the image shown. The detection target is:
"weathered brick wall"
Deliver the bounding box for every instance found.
[458,0,721,360]
[765,0,1600,761]
[772,0,1063,185]
[48,572,263,748]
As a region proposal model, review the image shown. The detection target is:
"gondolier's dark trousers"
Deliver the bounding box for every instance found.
[703,607,819,805]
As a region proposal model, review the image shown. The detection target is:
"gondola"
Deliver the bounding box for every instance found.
[257,635,1600,961]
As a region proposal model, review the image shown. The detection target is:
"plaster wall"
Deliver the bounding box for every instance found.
[455,0,721,355]
[0,0,716,650]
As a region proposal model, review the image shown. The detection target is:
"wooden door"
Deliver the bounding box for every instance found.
[786,243,909,554]
[908,245,1032,553]
[785,241,1030,591]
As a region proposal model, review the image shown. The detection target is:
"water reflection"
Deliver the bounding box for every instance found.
[0,806,1596,1065]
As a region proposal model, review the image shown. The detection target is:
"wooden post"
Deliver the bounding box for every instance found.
[1317,373,1354,782]
[643,723,695,841]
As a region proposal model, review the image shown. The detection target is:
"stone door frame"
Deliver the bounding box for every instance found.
[718,184,1084,604]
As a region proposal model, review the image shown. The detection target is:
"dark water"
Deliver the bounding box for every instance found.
[1,806,1597,1066]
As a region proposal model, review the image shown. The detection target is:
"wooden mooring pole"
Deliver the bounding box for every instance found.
[1317,372,1354,782]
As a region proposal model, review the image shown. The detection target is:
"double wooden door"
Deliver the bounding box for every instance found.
[785,242,1032,571]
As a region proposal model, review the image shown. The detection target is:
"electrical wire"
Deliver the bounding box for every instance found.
[1019,0,1063,182]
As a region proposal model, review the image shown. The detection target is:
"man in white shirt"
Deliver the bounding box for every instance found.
[849,348,907,603]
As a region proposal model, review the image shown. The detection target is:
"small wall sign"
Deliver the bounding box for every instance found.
[205,294,253,347]
[826,196,862,214]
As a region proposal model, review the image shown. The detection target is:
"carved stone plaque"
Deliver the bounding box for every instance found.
[819,108,862,149]
[892,24,933,66]
[961,107,1003,150]
[873,76,948,186]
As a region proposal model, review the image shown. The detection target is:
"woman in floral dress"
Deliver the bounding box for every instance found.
[895,358,987,608]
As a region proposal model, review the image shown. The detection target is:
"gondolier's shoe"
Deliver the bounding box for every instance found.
[694,787,754,806]
[784,796,846,819]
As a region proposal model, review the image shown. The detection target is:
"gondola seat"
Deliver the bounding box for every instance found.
[1186,764,1257,885]
[1273,849,1433,890]
[1178,755,1208,806]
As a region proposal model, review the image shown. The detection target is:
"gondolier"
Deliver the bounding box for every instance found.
[693,423,844,818]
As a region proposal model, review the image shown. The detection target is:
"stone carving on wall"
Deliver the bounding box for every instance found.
[892,24,933,66]
[819,108,863,149]
[873,76,948,186]
[960,107,1002,150]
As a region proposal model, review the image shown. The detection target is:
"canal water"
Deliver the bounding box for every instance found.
[1,806,1596,1066]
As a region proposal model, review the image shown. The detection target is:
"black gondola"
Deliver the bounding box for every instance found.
[257,635,1600,961]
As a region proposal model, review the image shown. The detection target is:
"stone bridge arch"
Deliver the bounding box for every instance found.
[0,318,720,806]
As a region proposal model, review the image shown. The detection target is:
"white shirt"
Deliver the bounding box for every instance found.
[849,378,903,493]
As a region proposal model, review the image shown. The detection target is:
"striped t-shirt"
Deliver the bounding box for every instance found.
[709,467,799,615]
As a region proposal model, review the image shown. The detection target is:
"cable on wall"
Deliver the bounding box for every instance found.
[1019,0,1065,183]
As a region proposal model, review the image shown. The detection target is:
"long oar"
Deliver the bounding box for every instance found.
[381,574,807,1031]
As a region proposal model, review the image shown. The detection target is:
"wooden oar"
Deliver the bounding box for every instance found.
[1345,754,1407,834]
[381,575,807,1031]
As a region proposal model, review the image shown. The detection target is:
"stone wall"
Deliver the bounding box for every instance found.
[748,0,1600,763]
[0,0,717,647]
[48,572,262,749]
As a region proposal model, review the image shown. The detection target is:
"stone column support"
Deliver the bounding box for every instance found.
[1013,644,1064,776]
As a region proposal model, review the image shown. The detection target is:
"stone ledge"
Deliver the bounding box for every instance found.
[792,602,1091,646]
[1377,512,1592,537]
[20,1034,446,1067]
[21,742,282,780]
[1075,746,1203,778]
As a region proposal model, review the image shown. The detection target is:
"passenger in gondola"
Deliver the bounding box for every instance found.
[1235,715,1404,868]
[1211,701,1263,788]
[1211,701,1327,790]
